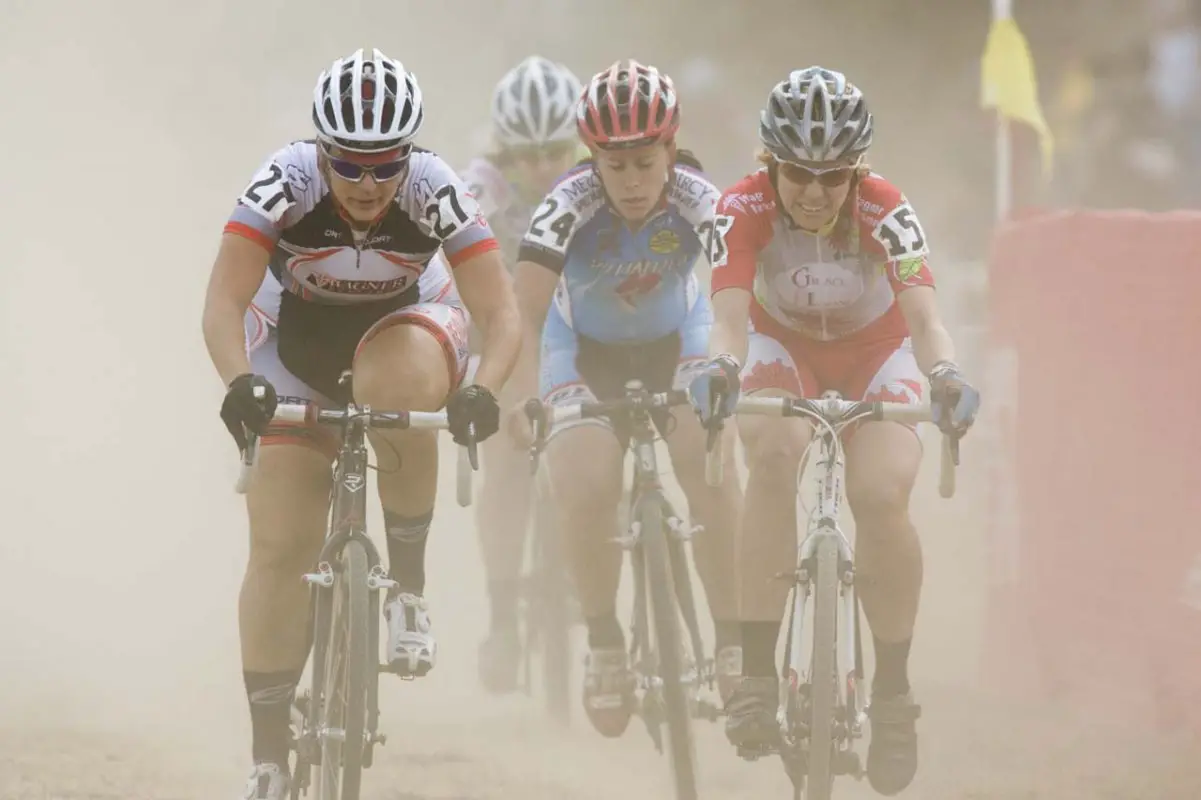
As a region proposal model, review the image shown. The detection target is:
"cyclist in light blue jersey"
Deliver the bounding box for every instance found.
[507,60,743,738]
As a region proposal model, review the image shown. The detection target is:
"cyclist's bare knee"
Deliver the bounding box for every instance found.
[353,321,452,480]
[845,422,921,523]
[739,393,811,488]
[546,425,623,516]
[242,442,332,671]
[352,322,452,413]
[247,442,333,569]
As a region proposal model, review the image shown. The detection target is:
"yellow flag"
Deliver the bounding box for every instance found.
[980,16,1054,176]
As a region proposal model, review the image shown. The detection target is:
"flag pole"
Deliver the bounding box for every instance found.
[993,0,1013,222]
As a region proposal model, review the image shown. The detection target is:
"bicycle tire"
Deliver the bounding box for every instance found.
[316,540,370,800]
[805,535,840,800]
[641,496,699,800]
[533,487,572,725]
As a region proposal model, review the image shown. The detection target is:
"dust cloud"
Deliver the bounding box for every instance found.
[1,1,1197,798]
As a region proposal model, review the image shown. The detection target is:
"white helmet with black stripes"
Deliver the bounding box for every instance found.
[312,48,424,153]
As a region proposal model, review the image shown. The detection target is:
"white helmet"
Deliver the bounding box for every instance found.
[312,48,424,153]
[491,56,582,147]
[760,66,873,164]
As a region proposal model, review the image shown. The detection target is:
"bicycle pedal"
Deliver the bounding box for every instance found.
[303,562,335,588]
[666,516,703,541]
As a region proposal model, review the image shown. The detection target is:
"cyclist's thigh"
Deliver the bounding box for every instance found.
[246,326,335,552]
[844,337,923,493]
[540,309,623,502]
[737,326,815,457]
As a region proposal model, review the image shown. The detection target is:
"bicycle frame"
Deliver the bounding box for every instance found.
[618,396,717,730]
[778,410,865,767]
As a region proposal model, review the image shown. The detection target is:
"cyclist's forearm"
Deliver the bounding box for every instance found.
[709,317,750,368]
[509,320,542,399]
[470,304,522,393]
[911,321,956,375]
[203,297,252,387]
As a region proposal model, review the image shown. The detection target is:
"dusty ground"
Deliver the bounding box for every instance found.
[2,2,1199,799]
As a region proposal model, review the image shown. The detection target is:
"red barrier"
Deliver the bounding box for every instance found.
[984,210,1201,734]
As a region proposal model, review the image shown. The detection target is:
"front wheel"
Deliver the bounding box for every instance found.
[316,539,370,800]
[804,535,840,800]
[641,497,699,800]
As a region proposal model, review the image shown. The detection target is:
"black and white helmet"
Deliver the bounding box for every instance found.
[491,56,582,147]
[760,67,873,164]
[312,48,424,153]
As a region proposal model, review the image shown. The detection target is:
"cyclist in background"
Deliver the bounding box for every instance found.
[465,56,589,695]
[688,67,980,795]
[508,60,743,738]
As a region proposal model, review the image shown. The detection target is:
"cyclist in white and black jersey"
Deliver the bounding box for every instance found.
[460,56,590,695]
[201,48,521,800]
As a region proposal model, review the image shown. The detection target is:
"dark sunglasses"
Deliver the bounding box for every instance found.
[506,141,579,165]
[778,159,856,187]
[322,143,412,183]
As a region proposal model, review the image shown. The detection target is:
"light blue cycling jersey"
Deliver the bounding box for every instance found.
[516,160,721,344]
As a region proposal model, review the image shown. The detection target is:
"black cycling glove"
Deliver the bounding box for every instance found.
[445,384,500,445]
[220,373,278,451]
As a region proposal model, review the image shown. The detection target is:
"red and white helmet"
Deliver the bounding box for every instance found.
[577,60,680,150]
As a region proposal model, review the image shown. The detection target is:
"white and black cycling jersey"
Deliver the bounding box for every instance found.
[225,139,498,307]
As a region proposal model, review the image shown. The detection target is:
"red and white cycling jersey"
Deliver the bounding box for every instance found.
[710,168,934,343]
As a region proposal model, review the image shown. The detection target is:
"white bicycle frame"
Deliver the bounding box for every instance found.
[706,395,954,764]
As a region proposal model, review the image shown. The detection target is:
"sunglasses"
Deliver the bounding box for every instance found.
[778,159,856,188]
[322,142,412,183]
[507,141,579,165]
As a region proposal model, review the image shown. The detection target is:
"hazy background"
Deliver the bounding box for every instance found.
[2,0,1199,797]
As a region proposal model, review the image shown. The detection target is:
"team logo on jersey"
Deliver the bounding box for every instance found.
[615,274,662,308]
[649,229,680,254]
[894,257,924,285]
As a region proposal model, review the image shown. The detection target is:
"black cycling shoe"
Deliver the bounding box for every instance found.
[866,691,922,795]
[477,625,522,695]
[724,677,780,751]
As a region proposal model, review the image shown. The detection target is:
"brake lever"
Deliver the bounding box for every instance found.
[523,398,547,474]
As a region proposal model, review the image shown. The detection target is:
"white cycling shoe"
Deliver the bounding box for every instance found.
[241,762,289,800]
[384,590,437,677]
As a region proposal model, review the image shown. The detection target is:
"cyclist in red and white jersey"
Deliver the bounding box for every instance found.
[202,48,521,800]
[686,67,980,795]
[464,56,589,695]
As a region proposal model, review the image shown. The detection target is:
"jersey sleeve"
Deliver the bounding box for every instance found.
[668,163,721,259]
[224,142,314,251]
[708,180,769,294]
[405,153,500,268]
[515,166,596,274]
[858,176,935,293]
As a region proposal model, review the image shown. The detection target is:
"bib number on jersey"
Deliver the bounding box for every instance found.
[527,198,577,250]
[873,203,928,260]
[699,214,734,268]
[241,163,294,222]
[426,184,477,240]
